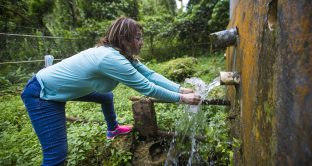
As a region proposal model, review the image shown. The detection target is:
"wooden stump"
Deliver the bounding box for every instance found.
[132,98,158,140]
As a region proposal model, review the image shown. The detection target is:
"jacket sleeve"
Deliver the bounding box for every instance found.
[98,54,180,102]
[131,61,180,93]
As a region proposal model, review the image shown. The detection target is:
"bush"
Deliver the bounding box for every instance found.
[155,57,198,82]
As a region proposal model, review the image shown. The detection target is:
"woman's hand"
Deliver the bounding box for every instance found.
[180,87,194,94]
[180,93,201,105]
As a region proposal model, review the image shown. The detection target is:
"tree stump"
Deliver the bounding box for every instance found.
[132,97,158,140]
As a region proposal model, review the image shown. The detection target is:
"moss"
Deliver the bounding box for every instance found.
[264,101,274,123]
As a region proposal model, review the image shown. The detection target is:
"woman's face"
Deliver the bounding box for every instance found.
[132,30,143,55]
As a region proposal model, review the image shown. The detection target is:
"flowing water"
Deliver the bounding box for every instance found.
[165,77,221,166]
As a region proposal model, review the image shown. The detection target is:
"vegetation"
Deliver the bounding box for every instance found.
[0,0,233,165]
[0,55,233,165]
[0,0,229,63]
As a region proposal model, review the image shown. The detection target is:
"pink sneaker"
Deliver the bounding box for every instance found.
[106,125,133,140]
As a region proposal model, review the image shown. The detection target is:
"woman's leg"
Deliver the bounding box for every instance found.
[72,92,117,131]
[21,77,67,166]
[73,92,132,139]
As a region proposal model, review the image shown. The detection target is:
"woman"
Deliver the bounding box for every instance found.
[21,17,201,165]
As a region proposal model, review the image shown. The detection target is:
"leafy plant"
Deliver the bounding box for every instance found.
[149,57,198,82]
[5,67,31,84]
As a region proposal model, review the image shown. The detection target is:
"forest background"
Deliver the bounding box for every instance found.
[0,0,232,165]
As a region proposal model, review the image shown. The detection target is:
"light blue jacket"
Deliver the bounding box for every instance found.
[36,46,180,102]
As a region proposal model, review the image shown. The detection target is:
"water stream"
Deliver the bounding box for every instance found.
[165,77,221,166]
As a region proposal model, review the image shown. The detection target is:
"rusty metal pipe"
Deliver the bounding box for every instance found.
[130,96,230,106]
[210,28,238,49]
[220,71,240,85]
[201,99,231,106]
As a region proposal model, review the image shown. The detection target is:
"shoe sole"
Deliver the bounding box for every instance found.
[106,130,132,140]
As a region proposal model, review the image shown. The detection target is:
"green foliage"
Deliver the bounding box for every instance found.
[0,76,12,89]
[0,66,34,90]
[103,148,132,166]
[166,0,229,43]
[0,96,42,166]
[166,104,232,165]
[155,103,183,131]
[0,0,140,74]
[193,53,226,82]
[147,53,225,84]
[200,105,232,165]
[139,15,173,55]
[5,67,31,84]
[148,57,198,82]
[208,0,230,32]
[0,0,229,70]
[139,0,176,16]
[137,0,230,61]
[66,124,105,165]
[28,0,54,27]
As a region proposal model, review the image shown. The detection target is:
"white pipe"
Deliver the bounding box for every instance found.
[220,71,240,85]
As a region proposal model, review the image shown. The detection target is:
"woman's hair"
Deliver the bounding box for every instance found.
[96,17,142,61]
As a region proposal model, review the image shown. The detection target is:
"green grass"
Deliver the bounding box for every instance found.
[0,54,232,165]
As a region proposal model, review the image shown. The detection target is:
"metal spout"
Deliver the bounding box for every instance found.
[220,71,240,85]
[210,28,238,49]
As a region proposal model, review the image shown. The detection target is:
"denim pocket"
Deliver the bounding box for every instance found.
[26,76,37,87]
[21,77,41,98]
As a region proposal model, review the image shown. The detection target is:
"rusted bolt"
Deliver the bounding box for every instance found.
[220,71,240,85]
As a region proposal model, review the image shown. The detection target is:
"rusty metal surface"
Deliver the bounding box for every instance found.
[130,96,231,106]
[276,1,312,165]
[226,0,312,165]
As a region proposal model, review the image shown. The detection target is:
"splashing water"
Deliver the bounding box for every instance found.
[185,76,221,100]
[165,77,221,166]
[185,77,221,113]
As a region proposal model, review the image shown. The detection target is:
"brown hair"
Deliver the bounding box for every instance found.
[96,17,142,61]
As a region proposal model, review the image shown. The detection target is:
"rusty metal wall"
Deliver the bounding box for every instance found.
[226,0,312,165]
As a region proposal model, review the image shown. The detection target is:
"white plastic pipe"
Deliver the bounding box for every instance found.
[220,71,240,85]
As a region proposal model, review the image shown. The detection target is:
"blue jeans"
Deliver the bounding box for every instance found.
[21,76,118,165]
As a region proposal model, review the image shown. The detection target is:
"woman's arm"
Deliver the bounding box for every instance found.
[98,56,181,102]
[98,54,200,104]
[131,61,181,92]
